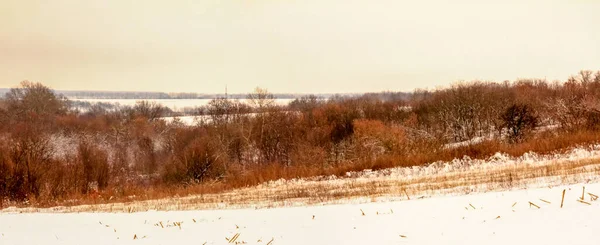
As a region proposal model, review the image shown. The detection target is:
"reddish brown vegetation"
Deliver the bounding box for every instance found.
[2,71,600,207]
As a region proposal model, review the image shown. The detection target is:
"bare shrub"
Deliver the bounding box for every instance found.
[501,104,538,143]
[7,123,54,201]
[76,140,110,193]
[0,142,13,204]
[43,157,83,201]
[352,119,406,163]
[4,81,68,122]
[132,100,167,121]
[163,136,225,184]
[251,110,299,165]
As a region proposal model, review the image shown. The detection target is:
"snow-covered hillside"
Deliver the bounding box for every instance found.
[1,183,599,245]
[2,144,600,245]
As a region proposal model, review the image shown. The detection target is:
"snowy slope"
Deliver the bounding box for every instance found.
[4,144,600,213]
[1,183,599,245]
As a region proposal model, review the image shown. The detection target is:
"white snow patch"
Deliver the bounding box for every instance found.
[1,183,599,245]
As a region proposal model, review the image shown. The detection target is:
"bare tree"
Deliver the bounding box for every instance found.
[289,95,323,112]
[132,100,166,121]
[246,87,275,112]
[5,81,68,121]
[579,70,594,83]
[501,104,538,143]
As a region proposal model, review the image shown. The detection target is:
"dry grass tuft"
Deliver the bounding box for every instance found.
[588,192,598,201]
[226,233,241,244]
[561,189,566,208]
[577,199,591,205]
[266,238,274,245]
[529,202,540,209]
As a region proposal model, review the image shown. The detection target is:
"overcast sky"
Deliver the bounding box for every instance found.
[1,0,599,93]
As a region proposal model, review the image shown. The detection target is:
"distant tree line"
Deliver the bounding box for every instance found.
[25,89,349,100]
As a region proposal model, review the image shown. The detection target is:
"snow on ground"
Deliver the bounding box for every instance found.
[2,146,600,244]
[160,113,261,126]
[443,135,490,149]
[1,183,599,245]
[70,99,295,112]
[160,115,200,125]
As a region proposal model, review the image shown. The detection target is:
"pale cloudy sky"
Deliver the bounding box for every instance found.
[1,0,599,93]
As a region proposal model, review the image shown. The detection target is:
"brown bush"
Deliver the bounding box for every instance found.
[0,142,13,204]
[250,110,299,165]
[77,140,110,193]
[163,136,225,184]
[42,157,83,202]
[352,119,407,162]
[6,122,55,201]
[501,103,538,143]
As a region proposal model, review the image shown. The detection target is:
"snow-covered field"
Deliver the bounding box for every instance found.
[1,183,599,245]
[160,115,201,125]
[71,99,294,111]
[3,145,600,244]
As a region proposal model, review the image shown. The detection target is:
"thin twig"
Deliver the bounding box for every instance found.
[266,238,274,245]
[529,201,540,209]
[561,189,566,208]
[577,199,591,205]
